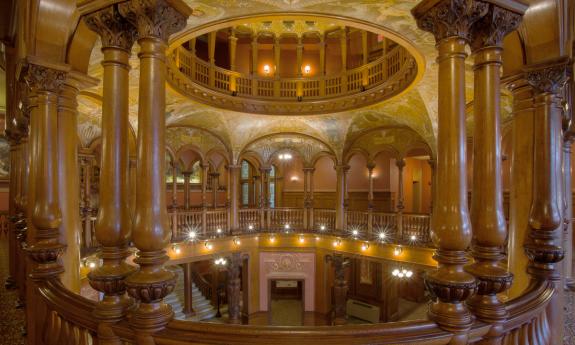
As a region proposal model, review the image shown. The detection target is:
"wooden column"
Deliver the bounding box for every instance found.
[229,165,241,231]
[229,30,238,94]
[58,72,98,293]
[182,263,195,316]
[361,30,369,88]
[251,35,258,96]
[396,158,405,240]
[273,36,281,97]
[326,253,350,325]
[226,252,242,324]
[84,7,138,329]
[564,72,575,289]
[118,0,190,334]
[208,31,216,88]
[464,4,524,343]
[319,36,326,96]
[367,163,375,235]
[524,58,569,345]
[340,28,347,92]
[506,77,535,298]
[303,167,315,229]
[296,37,304,99]
[412,1,484,340]
[24,60,69,343]
[183,171,191,210]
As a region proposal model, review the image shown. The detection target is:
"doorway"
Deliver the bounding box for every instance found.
[268,279,304,326]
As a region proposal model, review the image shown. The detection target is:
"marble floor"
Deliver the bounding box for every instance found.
[0,237,26,345]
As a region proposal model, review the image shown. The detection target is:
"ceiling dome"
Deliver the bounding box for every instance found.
[166,16,420,115]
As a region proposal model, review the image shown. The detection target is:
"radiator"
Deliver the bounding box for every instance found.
[346,299,380,323]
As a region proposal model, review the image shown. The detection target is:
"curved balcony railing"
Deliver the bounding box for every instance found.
[166,45,418,115]
[33,276,553,345]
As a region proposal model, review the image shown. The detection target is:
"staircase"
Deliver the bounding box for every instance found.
[165,265,218,321]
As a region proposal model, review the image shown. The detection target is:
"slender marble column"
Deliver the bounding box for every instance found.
[335,165,348,231]
[212,172,220,208]
[412,0,486,340]
[183,172,191,210]
[229,165,241,231]
[464,4,524,343]
[396,158,405,239]
[171,162,178,209]
[201,165,209,208]
[525,58,569,345]
[118,0,191,334]
[84,6,138,325]
[367,163,375,210]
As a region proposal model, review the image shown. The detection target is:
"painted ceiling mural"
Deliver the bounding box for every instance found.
[79,0,512,162]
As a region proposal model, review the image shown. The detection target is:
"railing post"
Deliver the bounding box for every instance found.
[462,4,524,344]
[208,31,216,88]
[202,207,207,235]
[23,59,70,344]
[412,1,482,338]
[524,58,569,345]
[118,0,191,338]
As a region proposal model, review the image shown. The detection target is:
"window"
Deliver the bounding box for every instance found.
[241,160,249,179]
[242,182,249,206]
[190,161,201,184]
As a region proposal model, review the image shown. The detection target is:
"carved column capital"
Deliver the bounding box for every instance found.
[525,58,569,95]
[412,0,489,43]
[469,4,523,51]
[23,62,69,94]
[84,5,138,51]
[118,0,190,42]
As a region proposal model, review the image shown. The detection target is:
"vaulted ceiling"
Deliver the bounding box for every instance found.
[6,0,572,163]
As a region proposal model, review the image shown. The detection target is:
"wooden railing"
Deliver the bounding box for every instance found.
[30,277,554,345]
[191,269,213,303]
[313,208,336,232]
[167,44,417,115]
[170,208,229,242]
[267,207,305,232]
[172,45,408,102]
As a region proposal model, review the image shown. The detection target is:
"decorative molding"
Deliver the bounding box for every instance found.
[118,0,190,42]
[412,0,489,43]
[84,5,138,51]
[525,58,570,95]
[469,5,523,51]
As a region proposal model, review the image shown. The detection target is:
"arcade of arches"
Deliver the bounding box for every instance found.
[0,0,575,344]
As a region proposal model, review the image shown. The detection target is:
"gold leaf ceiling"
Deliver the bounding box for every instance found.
[79,0,509,163]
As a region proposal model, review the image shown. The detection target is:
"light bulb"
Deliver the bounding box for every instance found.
[299,236,305,243]
[410,235,417,241]
[263,64,270,74]
[392,269,399,276]
[406,270,413,278]
[188,231,197,240]
[352,229,359,236]
[284,224,290,229]
[89,262,96,269]
[234,238,241,246]
[361,243,369,251]
[394,246,402,256]
[398,272,404,278]
[269,236,276,243]
[217,228,222,234]
[248,224,254,230]
[378,232,386,240]
[320,225,326,231]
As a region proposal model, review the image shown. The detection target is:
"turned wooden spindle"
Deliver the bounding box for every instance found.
[118,0,191,334]
[524,58,569,345]
[464,3,525,343]
[84,5,138,327]
[412,0,488,340]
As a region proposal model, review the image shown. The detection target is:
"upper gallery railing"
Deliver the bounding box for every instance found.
[166,45,418,115]
[166,207,432,246]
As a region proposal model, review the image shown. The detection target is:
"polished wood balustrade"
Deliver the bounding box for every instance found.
[31,276,553,345]
[167,45,418,115]
[0,211,9,237]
